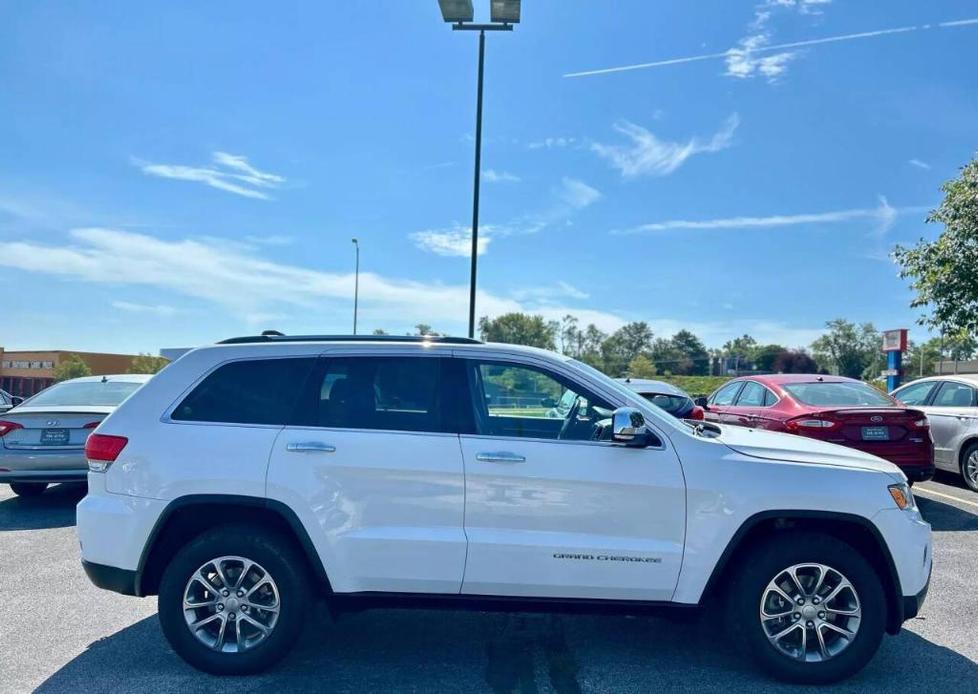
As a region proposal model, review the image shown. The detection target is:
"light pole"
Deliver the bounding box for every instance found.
[351,237,360,335]
[437,0,520,338]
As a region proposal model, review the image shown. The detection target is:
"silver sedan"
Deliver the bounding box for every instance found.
[892,374,978,492]
[0,374,151,497]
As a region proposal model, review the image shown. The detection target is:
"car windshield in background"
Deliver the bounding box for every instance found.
[783,382,893,408]
[25,381,143,407]
[640,393,689,414]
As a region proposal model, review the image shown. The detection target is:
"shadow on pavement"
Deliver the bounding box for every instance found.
[917,495,978,532]
[35,605,978,694]
[0,483,85,531]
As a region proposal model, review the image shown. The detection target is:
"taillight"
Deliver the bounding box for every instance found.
[785,417,838,433]
[0,420,23,437]
[688,406,705,421]
[912,418,929,428]
[85,434,128,472]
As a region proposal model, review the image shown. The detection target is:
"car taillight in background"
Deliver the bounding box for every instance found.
[785,417,839,433]
[688,405,705,421]
[0,420,23,437]
[85,434,128,472]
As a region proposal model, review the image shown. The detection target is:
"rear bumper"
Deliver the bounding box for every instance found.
[82,560,139,596]
[0,469,87,483]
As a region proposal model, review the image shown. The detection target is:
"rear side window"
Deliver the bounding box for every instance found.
[735,381,767,407]
[172,358,316,425]
[296,356,451,433]
[931,382,977,408]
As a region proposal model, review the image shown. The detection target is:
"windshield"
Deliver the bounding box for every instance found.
[25,380,144,407]
[783,382,893,408]
[570,360,686,431]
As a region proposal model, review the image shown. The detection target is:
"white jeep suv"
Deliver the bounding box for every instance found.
[78,335,931,683]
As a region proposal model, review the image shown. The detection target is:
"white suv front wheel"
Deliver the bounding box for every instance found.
[726,532,886,684]
[158,524,310,674]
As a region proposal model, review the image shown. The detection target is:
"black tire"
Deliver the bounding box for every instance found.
[158,524,310,675]
[960,442,978,493]
[725,532,886,684]
[9,482,48,497]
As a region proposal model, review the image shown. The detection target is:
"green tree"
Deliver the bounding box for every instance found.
[626,353,657,379]
[601,322,654,377]
[577,324,608,370]
[478,313,557,350]
[53,353,92,382]
[372,328,388,335]
[753,344,788,372]
[128,353,169,374]
[722,334,758,361]
[811,319,881,379]
[772,349,817,374]
[413,324,439,336]
[894,152,978,336]
[670,330,710,375]
[650,337,684,375]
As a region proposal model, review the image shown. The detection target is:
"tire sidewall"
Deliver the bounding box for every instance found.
[158,525,308,675]
[728,533,886,685]
[960,443,978,493]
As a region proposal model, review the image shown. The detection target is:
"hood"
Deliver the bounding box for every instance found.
[717,425,905,480]
[5,405,117,416]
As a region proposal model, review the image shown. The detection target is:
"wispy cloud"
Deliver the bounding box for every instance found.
[412,178,601,257]
[243,234,294,246]
[908,158,931,170]
[512,281,590,302]
[617,197,928,235]
[111,300,181,317]
[591,115,739,178]
[482,169,521,183]
[564,16,978,79]
[528,137,578,150]
[135,151,285,200]
[0,227,625,334]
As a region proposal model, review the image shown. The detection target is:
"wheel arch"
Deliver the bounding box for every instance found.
[957,435,978,465]
[136,494,332,597]
[699,510,905,634]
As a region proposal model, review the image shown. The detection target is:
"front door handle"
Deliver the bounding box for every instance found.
[286,442,336,453]
[476,451,526,464]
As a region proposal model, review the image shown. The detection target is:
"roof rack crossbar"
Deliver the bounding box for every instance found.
[218,334,483,345]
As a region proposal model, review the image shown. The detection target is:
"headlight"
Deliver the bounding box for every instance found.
[888,483,917,511]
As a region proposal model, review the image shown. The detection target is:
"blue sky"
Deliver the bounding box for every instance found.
[2,0,977,354]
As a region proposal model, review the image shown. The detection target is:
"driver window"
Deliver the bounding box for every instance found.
[471,361,612,441]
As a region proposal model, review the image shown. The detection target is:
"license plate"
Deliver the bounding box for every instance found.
[861,426,889,441]
[40,428,70,445]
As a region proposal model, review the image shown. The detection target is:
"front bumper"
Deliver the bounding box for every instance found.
[902,564,931,621]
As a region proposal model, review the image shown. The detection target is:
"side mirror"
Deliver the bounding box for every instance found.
[540,397,557,408]
[612,407,652,447]
[694,397,709,409]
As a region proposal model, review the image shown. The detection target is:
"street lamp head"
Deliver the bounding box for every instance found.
[438,0,474,23]
[490,0,520,24]
[351,237,358,245]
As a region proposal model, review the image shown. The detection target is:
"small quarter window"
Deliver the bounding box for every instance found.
[172,358,316,425]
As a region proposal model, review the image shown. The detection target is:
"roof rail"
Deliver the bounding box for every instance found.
[217,333,483,345]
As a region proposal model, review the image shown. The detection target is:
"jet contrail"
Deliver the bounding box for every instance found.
[564,18,978,78]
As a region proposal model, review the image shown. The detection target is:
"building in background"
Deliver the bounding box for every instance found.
[0,348,143,397]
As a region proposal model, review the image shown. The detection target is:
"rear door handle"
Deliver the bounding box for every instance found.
[476,451,526,464]
[286,442,336,453]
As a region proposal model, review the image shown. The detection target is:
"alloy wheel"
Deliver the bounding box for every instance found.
[182,555,281,653]
[965,450,978,488]
[759,562,861,663]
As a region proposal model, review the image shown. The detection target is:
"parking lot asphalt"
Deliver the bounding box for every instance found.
[2,476,977,694]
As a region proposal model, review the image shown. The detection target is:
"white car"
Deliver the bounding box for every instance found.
[892,374,978,492]
[77,335,931,684]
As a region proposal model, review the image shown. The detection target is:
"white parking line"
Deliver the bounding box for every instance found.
[914,486,978,511]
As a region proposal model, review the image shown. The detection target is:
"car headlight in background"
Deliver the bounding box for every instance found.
[888,483,917,512]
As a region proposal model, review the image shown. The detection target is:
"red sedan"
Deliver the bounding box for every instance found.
[700,374,935,482]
